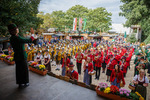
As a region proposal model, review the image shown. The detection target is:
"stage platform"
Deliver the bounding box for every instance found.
[0,61,106,100]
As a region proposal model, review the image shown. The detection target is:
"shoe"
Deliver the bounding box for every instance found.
[18,84,25,88]
[55,68,58,71]
[106,80,108,82]
[57,69,60,71]
[18,84,26,89]
[25,83,29,87]
[95,78,97,80]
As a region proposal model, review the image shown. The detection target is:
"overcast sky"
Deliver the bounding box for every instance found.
[38,0,126,24]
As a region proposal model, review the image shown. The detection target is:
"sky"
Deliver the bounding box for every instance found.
[38,0,126,24]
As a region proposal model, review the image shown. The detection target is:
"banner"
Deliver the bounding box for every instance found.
[73,18,77,31]
[79,18,82,31]
[83,18,87,31]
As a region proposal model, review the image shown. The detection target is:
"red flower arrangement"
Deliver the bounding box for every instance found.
[5,55,12,60]
[110,85,119,94]
[31,62,38,66]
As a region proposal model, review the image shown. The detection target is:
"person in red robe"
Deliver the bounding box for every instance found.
[93,48,98,70]
[102,51,107,73]
[87,50,93,61]
[95,52,102,80]
[83,57,93,85]
[75,49,83,75]
[66,62,79,80]
[62,53,70,76]
[120,57,128,77]
[106,55,117,82]
[110,64,125,88]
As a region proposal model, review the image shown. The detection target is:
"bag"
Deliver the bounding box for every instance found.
[120,81,124,87]
[128,85,135,90]
[128,82,135,90]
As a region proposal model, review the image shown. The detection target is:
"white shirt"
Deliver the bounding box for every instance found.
[31,34,38,39]
[44,54,50,59]
[133,75,149,83]
[35,55,43,60]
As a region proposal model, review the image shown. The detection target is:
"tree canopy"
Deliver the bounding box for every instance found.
[86,7,112,32]
[120,0,150,42]
[37,5,112,32]
[0,0,43,36]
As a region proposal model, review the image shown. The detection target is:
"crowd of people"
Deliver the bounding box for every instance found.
[3,24,149,99]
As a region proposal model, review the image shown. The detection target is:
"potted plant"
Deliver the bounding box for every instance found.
[0,54,7,61]
[7,57,15,65]
[28,61,47,76]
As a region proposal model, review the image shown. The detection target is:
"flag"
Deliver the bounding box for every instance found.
[73,18,77,31]
[79,18,82,31]
[124,31,127,38]
[83,18,87,31]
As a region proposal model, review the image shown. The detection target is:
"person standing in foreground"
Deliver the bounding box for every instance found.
[66,62,79,80]
[8,23,34,88]
[110,64,125,88]
[83,57,93,85]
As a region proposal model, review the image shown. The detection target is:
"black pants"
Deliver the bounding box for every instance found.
[15,59,29,84]
[45,61,51,72]
[95,67,101,79]
[60,58,63,64]
[68,56,71,60]
[77,62,82,75]
[93,61,95,70]
[123,73,126,77]
[147,63,150,74]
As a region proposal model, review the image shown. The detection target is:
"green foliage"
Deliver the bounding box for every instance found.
[86,7,112,32]
[0,0,43,36]
[65,5,89,29]
[37,5,112,32]
[144,33,150,44]
[127,33,137,43]
[37,12,52,30]
[51,10,66,31]
[120,0,150,41]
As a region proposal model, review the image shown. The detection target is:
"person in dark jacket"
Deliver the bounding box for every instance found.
[8,23,34,88]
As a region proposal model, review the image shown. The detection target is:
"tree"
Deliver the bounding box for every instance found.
[51,10,66,31]
[65,5,89,29]
[37,5,112,33]
[127,33,137,43]
[144,33,150,44]
[0,0,43,36]
[119,0,150,42]
[86,7,112,32]
[37,12,52,31]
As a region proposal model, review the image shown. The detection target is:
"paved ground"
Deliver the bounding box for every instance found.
[0,61,106,100]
